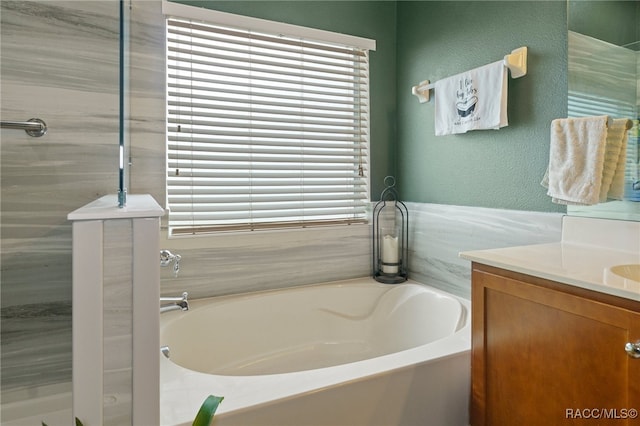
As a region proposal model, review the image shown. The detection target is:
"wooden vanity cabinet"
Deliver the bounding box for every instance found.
[471,263,640,426]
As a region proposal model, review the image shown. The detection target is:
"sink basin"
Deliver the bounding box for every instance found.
[603,264,640,291]
[609,264,640,282]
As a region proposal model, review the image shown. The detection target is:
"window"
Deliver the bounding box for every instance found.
[164,3,375,235]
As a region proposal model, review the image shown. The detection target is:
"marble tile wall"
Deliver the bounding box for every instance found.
[405,203,564,299]
[157,225,372,300]
[158,203,564,302]
[0,0,120,417]
[127,0,166,206]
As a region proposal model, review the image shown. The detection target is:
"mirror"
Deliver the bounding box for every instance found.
[567,0,639,221]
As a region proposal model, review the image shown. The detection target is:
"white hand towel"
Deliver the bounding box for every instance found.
[545,116,609,205]
[434,60,507,136]
[599,118,629,201]
[607,118,630,200]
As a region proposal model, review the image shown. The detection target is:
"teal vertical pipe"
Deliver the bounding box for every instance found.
[118,0,127,207]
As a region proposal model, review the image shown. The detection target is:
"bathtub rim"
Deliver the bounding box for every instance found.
[159,277,471,425]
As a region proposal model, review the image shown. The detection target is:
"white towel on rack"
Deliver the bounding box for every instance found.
[434,60,507,136]
[543,116,609,205]
[606,118,630,200]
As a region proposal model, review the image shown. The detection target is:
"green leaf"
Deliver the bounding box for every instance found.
[192,395,224,426]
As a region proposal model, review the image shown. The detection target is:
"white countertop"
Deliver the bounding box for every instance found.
[460,216,640,302]
[460,241,640,301]
[67,194,164,221]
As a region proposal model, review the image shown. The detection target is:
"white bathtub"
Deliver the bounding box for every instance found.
[160,278,471,426]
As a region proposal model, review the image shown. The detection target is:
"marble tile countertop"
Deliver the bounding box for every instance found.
[460,216,640,302]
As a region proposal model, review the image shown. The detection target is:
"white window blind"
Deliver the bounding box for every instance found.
[165,8,373,235]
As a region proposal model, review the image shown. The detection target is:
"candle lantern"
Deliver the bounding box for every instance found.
[372,176,408,283]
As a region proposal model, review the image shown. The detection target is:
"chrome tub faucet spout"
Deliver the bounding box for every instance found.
[160,292,189,314]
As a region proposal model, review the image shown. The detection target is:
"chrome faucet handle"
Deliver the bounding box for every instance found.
[160,250,182,277]
[160,249,176,267]
[172,253,181,277]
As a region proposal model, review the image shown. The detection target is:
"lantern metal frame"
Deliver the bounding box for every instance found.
[372,176,408,284]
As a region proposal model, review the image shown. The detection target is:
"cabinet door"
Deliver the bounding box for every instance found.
[471,267,640,426]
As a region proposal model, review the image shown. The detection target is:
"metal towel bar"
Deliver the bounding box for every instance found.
[411,46,528,103]
[1,118,47,137]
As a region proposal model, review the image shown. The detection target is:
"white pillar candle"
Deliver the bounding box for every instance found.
[381,234,399,273]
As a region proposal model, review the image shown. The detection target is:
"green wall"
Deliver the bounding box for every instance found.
[396,1,567,212]
[568,0,639,48]
[172,0,398,198]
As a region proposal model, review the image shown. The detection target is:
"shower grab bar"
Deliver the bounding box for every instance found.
[1,118,47,137]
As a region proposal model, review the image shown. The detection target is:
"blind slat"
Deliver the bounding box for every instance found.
[168,160,368,171]
[168,70,368,93]
[168,118,363,136]
[170,206,368,221]
[167,55,367,84]
[167,91,365,114]
[168,127,366,143]
[170,199,368,212]
[169,191,368,202]
[170,219,368,234]
[168,178,368,187]
[168,103,367,126]
[168,141,367,155]
[167,41,368,72]
[168,140,368,153]
[168,82,366,105]
[168,185,368,195]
